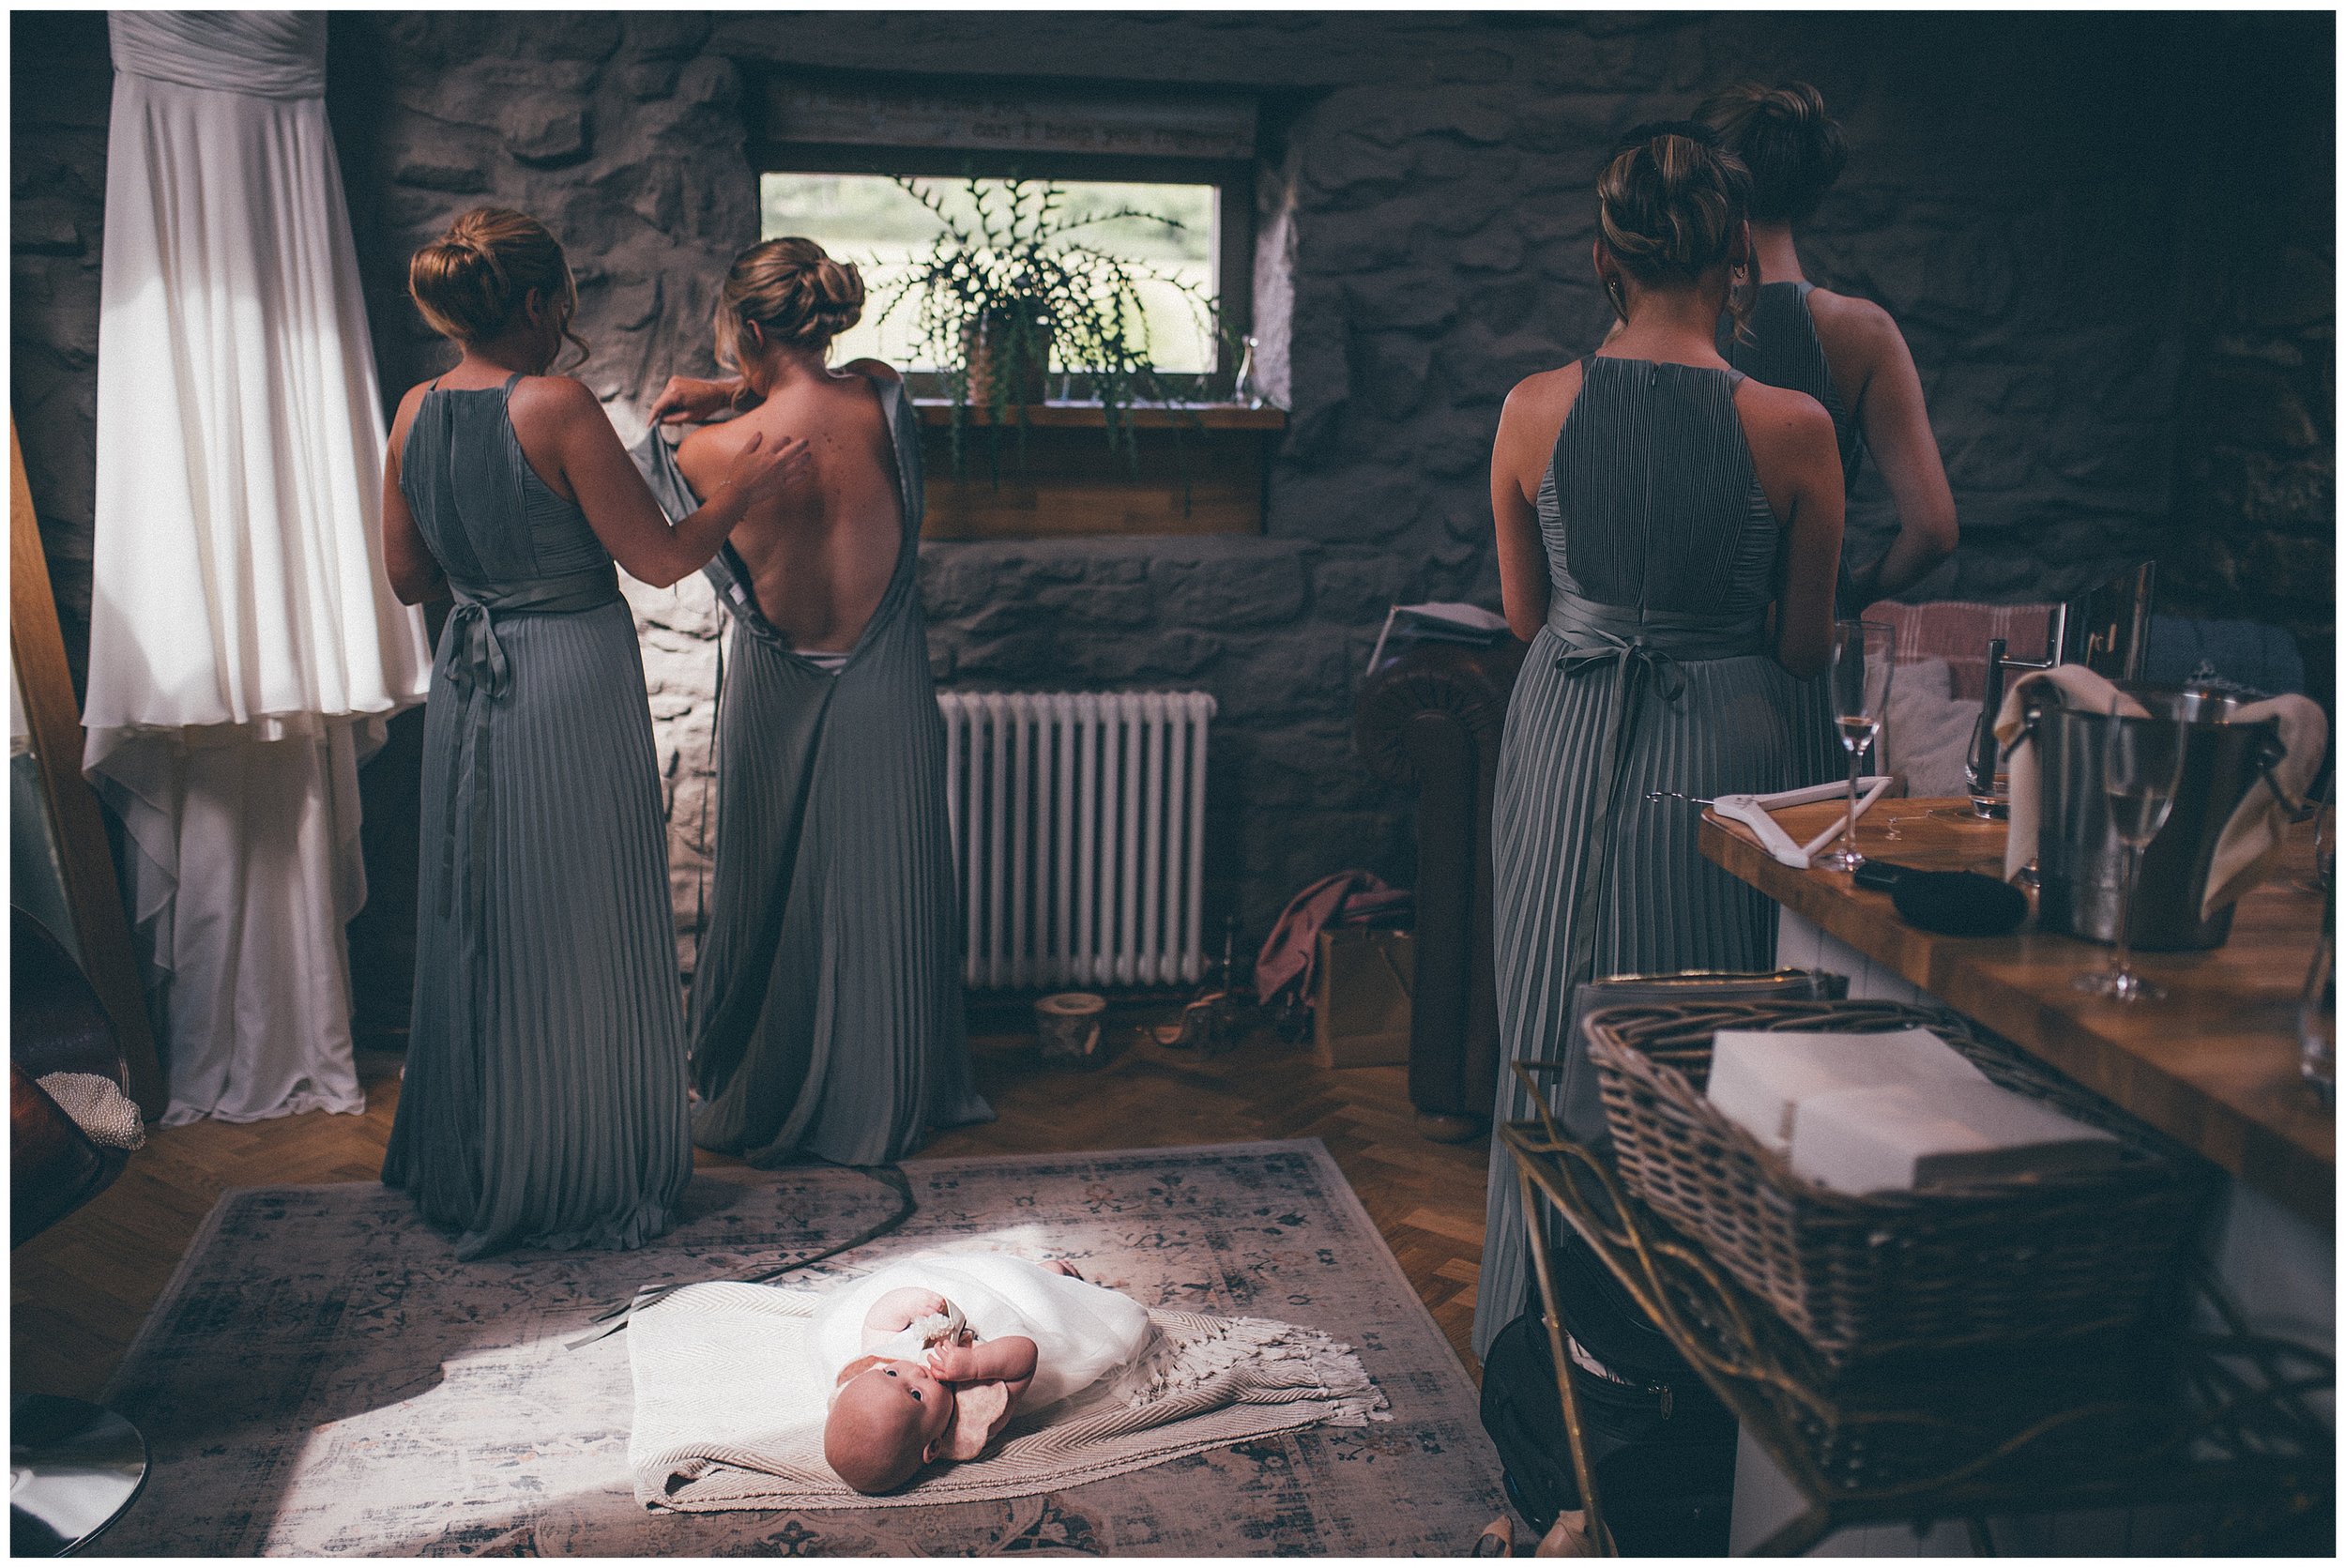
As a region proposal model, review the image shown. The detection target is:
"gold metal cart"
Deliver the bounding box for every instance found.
[1501,1061,2333,1556]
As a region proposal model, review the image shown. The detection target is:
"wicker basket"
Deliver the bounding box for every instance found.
[1584,998,2212,1369]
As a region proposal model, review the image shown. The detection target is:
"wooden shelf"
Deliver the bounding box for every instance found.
[1701,799,2334,1226]
[912,399,1287,431]
[914,401,1281,539]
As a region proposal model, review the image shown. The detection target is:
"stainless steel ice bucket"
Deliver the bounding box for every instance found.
[2026,684,2285,951]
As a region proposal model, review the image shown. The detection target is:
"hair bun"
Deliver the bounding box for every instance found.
[718,237,865,360]
[1696,81,1846,224]
[407,207,582,360]
[1597,131,1750,283]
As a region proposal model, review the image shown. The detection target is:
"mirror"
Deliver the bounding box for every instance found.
[10,418,166,1117]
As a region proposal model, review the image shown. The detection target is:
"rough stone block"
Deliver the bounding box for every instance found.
[503,104,592,169]
[1150,549,1309,629]
[627,12,714,59]
[1311,552,1420,621]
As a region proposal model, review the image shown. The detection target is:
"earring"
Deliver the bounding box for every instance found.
[1605,278,1627,317]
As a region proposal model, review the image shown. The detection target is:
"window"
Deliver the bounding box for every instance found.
[760,174,1222,377]
[748,72,1259,395]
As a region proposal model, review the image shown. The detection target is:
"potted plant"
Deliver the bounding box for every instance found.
[868,177,1223,472]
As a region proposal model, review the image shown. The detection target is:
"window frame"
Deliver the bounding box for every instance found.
[749,131,1256,403]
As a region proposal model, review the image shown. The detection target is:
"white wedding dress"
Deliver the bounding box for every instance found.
[84,11,431,1125]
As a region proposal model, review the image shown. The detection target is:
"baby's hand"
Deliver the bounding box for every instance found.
[923,1342,984,1383]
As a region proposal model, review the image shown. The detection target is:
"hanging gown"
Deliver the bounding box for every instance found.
[84,11,433,1126]
[633,378,992,1167]
[380,373,691,1258]
[1725,280,1870,788]
[1471,358,1807,1359]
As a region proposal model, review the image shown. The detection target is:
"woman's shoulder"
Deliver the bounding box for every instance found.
[1733,376,1838,457]
[1803,286,1905,366]
[1499,360,1587,438]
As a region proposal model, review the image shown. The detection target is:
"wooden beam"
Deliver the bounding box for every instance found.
[10,418,166,1119]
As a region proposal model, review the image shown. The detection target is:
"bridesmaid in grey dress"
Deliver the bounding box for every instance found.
[378,209,807,1257]
[637,238,992,1168]
[1703,83,1959,783]
[1471,135,1847,1357]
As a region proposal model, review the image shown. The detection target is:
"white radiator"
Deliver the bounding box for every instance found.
[937,690,1215,990]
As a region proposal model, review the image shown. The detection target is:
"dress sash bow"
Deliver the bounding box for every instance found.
[437,567,623,921]
[1544,589,1767,995]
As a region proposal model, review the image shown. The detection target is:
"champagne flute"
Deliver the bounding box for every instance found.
[2074,693,2186,1003]
[1820,619,1896,873]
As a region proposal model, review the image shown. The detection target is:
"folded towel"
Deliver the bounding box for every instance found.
[1788,1079,2121,1195]
[1705,1028,1988,1154]
[2199,693,2327,915]
[628,1279,1388,1513]
[1995,666,2327,912]
[1992,665,2148,885]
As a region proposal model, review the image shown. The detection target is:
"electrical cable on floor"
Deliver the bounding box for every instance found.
[564,1163,917,1349]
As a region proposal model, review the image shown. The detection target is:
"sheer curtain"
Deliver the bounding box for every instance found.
[85,11,431,1125]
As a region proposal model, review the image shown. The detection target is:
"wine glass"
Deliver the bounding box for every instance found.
[2293,773,2333,894]
[1820,619,1896,873]
[2074,694,2187,1003]
[2301,891,2335,1105]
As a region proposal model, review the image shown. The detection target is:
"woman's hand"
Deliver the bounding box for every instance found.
[647,374,752,426]
[718,428,815,512]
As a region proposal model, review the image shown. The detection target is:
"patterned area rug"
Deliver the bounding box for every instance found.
[99,1139,1502,1555]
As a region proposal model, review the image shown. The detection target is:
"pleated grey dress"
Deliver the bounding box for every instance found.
[634,378,992,1167]
[1727,280,1869,787]
[1471,358,1806,1358]
[382,373,693,1259]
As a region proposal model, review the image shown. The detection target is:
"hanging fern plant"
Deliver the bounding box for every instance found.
[867,177,1222,476]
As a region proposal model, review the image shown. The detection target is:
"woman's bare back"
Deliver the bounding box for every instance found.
[676,364,902,654]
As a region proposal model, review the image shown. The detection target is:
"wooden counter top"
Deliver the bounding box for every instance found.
[1701,799,2334,1227]
[913,399,1287,430]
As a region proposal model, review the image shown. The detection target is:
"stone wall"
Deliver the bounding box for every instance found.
[12,10,2334,993]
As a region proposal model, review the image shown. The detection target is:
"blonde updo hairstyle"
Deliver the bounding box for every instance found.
[408,207,586,366]
[715,237,866,368]
[1595,130,1755,340]
[1696,82,1847,226]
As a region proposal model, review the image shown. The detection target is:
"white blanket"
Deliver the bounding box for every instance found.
[629,1277,1388,1512]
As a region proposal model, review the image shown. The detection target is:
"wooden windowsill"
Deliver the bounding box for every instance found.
[912,399,1287,432]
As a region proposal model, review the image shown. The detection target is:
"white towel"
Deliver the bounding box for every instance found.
[1994,666,2327,913]
[629,1276,1387,1513]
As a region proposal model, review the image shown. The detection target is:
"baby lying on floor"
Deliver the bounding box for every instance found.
[815,1251,1154,1493]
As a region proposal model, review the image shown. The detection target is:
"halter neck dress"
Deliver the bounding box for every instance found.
[1471,357,1806,1359]
[633,378,992,1167]
[1726,280,1868,786]
[381,373,691,1258]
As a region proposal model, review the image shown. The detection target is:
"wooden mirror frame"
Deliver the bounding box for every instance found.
[10,418,167,1116]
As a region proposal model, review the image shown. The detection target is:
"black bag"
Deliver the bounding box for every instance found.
[1478,1233,1738,1555]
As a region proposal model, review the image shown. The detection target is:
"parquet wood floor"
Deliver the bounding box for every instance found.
[12,1013,1490,1404]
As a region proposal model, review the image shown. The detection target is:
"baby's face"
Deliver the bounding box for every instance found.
[860,1358,955,1447]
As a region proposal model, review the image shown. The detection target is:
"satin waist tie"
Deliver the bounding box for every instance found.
[1543,589,1768,995]
[436,567,624,921]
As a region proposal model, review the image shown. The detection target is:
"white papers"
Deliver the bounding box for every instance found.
[1705,1028,1988,1153]
[1789,1080,2122,1195]
[1366,602,1511,673]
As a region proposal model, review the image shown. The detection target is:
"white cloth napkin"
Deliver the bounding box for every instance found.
[2201,693,2327,915]
[1994,665,2327,913]
[1993,666,2147,884]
